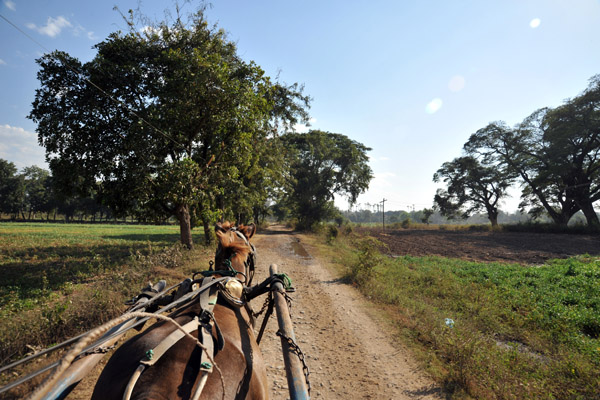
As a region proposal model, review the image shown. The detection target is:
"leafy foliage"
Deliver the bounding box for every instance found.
[433,156,513,226]
[0,159,23,215]
[29,7,309,246]
[279,130,373,230]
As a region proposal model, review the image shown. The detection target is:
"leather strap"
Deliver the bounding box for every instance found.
[140,317,199,367]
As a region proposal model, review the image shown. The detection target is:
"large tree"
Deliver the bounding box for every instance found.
[464,121,581,226]
[279,130,372,229]
[433,156,513,226]
[21,165,51,220]
[29,8,308,247]
[540,75,600,227]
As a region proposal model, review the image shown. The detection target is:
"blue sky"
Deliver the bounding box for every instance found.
[1,0,599,212]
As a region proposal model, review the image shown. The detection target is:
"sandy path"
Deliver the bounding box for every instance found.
[252,226,442,399]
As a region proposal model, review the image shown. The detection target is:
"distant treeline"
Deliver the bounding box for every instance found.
[0,159,158,223]
[343,208,592,226]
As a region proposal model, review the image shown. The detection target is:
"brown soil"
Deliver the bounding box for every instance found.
[360,228,600,264]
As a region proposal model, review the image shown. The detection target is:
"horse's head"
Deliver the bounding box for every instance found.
[214,221,256,285]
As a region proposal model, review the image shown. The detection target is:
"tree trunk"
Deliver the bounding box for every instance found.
[174,203,193,249]
[253,207,260,226]
[486,207,498,227]
[202,215,212,245]
[579,201,600,228]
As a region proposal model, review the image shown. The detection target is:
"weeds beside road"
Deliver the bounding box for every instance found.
[309,226,600,399]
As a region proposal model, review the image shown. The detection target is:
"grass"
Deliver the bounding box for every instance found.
[0,222,213,374]
[309,227,600,399]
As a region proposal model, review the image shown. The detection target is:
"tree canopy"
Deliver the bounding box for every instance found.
[437,74,600,228]
[279,130,373,229]
[433,156,513,226]
[29,8,309,246]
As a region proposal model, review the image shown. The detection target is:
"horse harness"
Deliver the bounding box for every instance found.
[122,275,246,400]
[120,236,301,400]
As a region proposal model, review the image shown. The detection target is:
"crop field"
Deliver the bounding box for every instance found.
[320,227,600,399]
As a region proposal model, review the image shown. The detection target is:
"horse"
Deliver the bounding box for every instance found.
[91,222,268,400]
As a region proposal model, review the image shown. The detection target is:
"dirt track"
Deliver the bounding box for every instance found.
[253,226,442,399]
[63,226,599,399]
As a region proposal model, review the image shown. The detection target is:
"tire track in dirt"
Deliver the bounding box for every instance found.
[252,226,442,400]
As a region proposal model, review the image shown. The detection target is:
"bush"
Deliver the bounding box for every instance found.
[325,225,339,244]
[349,236,385,285]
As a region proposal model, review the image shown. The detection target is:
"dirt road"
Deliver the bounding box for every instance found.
[253,226,442,399]
[69,225,442,399]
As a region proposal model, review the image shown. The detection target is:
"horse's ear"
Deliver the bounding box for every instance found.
[239,223,256,239]
[215,222,226,234]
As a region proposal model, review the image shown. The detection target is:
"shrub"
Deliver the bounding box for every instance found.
[325,225,339,244]
[349,236,385,284]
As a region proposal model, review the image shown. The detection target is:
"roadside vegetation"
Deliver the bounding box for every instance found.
[310,225,600,399]
[0,222,213,382]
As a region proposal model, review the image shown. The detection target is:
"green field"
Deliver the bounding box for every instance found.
[0,222,211,370]
[311,229,600,400]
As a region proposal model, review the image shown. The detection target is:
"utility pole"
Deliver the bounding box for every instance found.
[381,198,387,231]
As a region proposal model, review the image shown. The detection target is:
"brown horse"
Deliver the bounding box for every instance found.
[91,222,268,400]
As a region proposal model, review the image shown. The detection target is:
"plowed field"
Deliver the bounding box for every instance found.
[360,228,600,264]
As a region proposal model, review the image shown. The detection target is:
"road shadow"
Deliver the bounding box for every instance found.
[321,277,351,285]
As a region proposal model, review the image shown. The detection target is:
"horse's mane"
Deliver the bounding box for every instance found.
[215,223,251,258]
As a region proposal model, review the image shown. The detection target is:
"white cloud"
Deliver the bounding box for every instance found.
[0,59,6,65]
[3,1,16,11]
[72,23,97,40]
[371,171,396,189]
[0,125,47,169]
[425,98,443,114]
[530,18,541,28]
[27,16,72,38]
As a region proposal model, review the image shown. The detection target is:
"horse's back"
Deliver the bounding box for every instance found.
[92,304,268,400]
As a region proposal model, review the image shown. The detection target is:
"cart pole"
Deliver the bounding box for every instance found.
[270,264,309,400]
